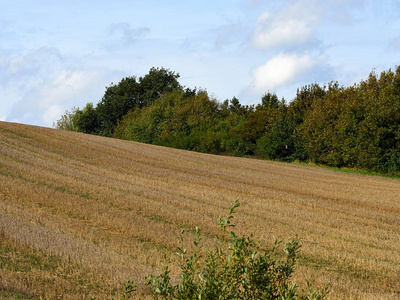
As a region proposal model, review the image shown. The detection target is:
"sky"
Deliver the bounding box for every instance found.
[1,0,400,128]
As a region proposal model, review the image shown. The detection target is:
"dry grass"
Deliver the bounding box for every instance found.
[0,121,399,299]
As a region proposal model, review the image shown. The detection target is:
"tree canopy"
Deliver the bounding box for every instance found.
[56,67,181,136]
[56,66,400,175]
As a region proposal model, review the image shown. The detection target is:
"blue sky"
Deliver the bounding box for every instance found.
[1,0,400,127]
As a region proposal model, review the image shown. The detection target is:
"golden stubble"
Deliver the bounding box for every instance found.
[0,121,399,299]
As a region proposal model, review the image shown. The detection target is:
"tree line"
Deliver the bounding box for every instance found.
[55,66,400,174]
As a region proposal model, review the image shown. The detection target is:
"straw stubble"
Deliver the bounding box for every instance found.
[0,121,399,299]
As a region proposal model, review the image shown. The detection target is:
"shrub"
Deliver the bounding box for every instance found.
[144,200,329,300]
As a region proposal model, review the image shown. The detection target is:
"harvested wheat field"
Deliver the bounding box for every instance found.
[0,121,399,299]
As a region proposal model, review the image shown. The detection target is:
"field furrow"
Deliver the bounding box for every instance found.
[0,121,399,299]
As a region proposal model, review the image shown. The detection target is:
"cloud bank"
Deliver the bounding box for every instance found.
[251,53,319,91]
[1,0,400,126]
[1,47,121,126]
[245,0,327,100]
[252,11,318,50]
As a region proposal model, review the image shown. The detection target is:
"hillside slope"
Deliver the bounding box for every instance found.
[0,121,399,299]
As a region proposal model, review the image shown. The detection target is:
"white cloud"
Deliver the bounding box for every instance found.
[6,69,114,127]
[0,45,127,127]
[2,0,399,127]
[2,47,63,89]
[252,1,320,50]
[0,47,64,124]
[251,53,319,92]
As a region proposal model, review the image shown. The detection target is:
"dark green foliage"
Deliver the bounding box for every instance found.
[258,92,280,110]
[95,76,141,136]
[76,103,100,134]
[57,66,400,175]
[296,67,400,173]
[114,89,230,154]
[55,67,181,136]
[95,67,181,136]
[145,201,330,300]
[256,122,294,161]
[139,67,182,102]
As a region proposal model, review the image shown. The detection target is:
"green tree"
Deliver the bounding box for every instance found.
[295,68,400,173]
[297,83,345,165]
[287,83,327,161]
[85,67,182,136]
[114,89,222,151]
[76,102,100,134]
[139,67,182,102]
[258,92,279,110]
[355,68,400,172]
[53,107,81,131]
[57,66,400,175]
[95,76,141,136]
[255,99,294,160]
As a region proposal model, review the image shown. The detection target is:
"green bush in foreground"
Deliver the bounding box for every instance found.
[144,200,330,300]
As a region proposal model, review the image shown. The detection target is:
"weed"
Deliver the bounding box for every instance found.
[145,200,330,299]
